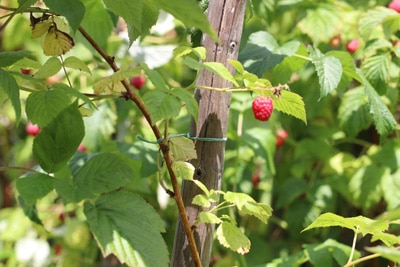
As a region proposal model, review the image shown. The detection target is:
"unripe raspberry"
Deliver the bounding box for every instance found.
[252,96,274,121]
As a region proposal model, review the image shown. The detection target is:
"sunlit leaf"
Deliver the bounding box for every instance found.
[26,88,73,127]
[64,56,91,74]
[43,24,74,56]
[169,136,197,161]
[33,57,62,79]
[273,90,307,124]
[199,211,222,224]
[0,69,21,121]
[216,221,250,255]
[84,191,169,267]
[171,161,195,181]
[308,45,342,98]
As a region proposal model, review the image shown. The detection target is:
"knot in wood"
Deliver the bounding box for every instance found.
[229,41,237,52]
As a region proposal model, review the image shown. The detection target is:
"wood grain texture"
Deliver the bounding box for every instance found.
[171,0,247,266]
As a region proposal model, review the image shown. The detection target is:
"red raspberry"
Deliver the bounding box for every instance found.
[130,76,146,90]
[389,0,400,13]
[346,39,359,54]
[252,96,274,121]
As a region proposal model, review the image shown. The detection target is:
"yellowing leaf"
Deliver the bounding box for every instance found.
[216,221,250,254]
[43,25,74,56]
[169,136,197,161]
[31,19,52,38]
[172,161,195,180]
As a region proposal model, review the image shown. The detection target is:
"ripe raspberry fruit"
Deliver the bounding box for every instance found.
[389,0,400,13]
[252,96,274,121]
[130,76,146,90]
[346,39,359,54]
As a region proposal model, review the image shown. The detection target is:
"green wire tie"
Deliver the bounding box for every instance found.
[136,133,227,144]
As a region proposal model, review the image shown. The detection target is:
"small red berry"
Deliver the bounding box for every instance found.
[252,96,274,121]
[26,122,40,136]
[389,0,400,12]
[54,244,63,255]
[393,41,400,47]
[252,173,260,187]
[20,68,31,75]
[346,39,359,54]
[58,213,65,222]
[77,144,87,152]
[130,76,146,90]
[276,129,289,149]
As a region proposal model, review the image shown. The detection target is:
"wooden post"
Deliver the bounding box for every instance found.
[171,0,247,266]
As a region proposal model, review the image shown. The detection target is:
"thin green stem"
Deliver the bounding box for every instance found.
[293,53,312,61]
[0,166,43,174]
[347,226,359,265]
[60,55,73,88]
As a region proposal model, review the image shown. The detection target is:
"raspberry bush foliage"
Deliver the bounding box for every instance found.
[0,0,400,266]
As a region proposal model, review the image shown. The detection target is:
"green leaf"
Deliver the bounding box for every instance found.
[297,3,342,44]
[141,63,169,91]
[192,179,210,196]
[338,86,372,137]
[302,212,359,232]
[53,83,97,110]
[171,87,198,123]
[93,67,141,94]
[16,173,54,205]
[73,153,132,201]
[229,59,245,74]
[239,31,300,77]
[349,165,389,210]
[26,88,73,127]
[361,53,390,95]
[43,0,85,32]
[199,211,222,224]
[154,0,217,41]
[63,56,91,74]
[79,0,114,50]
[216,221,250,255]
[203,62,239,87]
[0,69,21,121]
[269,43,308,84]
[103,0,158,44]
[273,90,307,124]
[192,194,211,208]
[224,191,272,223]
[84,191,168,267]
[33,102,84,173]
[359,7,398,39]
[18,196,43,226]
[142,91,181,122]
[308,45,342,98]
[17,0,37,12]
[34,57,62,79]
[303,212,393,242]
[171,161,195,181]
[304,239,360,266]
[0,51,31,67]
[82,101,116,151]
[326,50,361,87]
[358,69,397,138]
[367,246,400,263]
[169,136,197,161]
